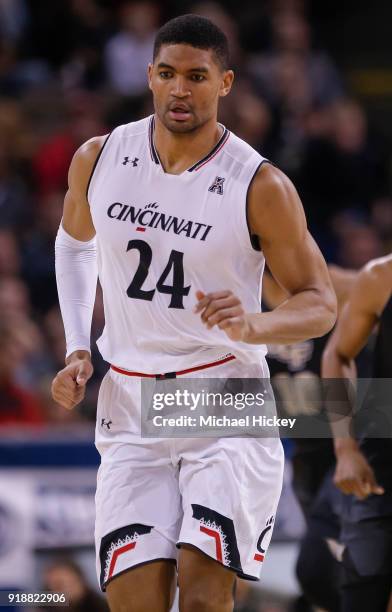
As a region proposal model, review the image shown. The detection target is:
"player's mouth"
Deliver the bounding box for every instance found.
[168,104,192,121]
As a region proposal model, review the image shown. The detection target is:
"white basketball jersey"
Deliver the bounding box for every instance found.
[88,115,269,374]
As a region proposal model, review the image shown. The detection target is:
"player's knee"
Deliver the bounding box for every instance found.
[179,584,234,612]
[107,599,136,612]
[106,571,174,612]
[108,596,171,612]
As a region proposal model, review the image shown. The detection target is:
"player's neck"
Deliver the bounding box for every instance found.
[154,115,222,175]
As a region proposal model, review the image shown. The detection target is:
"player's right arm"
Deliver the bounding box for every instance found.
[51,136,107,410]
[322,260,391,498]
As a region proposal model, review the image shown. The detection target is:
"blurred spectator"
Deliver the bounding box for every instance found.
[248,11,342,109]
[299,98,389,227]
[219,80,274,154]
[0,99,34,182]
[40,306,90,424]
[0,144,31,230]
[191,1,243,67]
[61,0,112,91]
[0,0,27,43]
[32,92,106,195]
[38,558,109,612]
[0,230,21,276]
[0,0,52,95]
[247,10,343,172]
[21,1,73,70]
[43,307,67,371]
[0,275,31,320]
[0,276,53,390]
[21,190,63,313]
[0,320,45,425]
[332,212,383,268]
[371,197,392,253]
[104,1,159,96]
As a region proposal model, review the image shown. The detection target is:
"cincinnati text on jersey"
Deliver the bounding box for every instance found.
[107,202,213,241]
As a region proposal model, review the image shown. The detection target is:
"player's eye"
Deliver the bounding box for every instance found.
[191,74,206,82]
[159,71,172,79]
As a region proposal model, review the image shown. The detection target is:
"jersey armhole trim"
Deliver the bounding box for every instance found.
[86,131,113,205]
[245,159,271,252]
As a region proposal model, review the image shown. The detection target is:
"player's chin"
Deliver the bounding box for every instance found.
[164,114,198,133]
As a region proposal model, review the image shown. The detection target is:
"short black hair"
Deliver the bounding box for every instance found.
[153,14,229,70]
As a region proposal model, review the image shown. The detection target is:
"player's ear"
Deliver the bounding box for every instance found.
[219,69,234,98]
[147,63,153,90]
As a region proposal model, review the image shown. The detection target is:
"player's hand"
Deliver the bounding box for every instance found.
[194,290,251,341]
[51,352,93,410]
[334,448,384,499]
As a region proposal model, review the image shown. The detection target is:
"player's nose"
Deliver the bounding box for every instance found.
[170,75,191,98]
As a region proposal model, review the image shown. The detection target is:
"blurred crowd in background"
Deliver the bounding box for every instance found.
[0,0,391,428]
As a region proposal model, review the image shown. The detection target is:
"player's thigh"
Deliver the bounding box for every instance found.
[178,544,236,612]
[106,559,176,612]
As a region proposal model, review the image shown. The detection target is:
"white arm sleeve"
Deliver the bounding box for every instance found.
[55,223,98,358]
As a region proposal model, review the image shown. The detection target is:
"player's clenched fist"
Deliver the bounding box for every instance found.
[194,290,251,341]
[51,351,93,410]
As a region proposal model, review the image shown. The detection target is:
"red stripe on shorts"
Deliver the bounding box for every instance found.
[200,525,223,563]
[108,542,136,580]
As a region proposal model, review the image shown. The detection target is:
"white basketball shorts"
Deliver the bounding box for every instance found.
[94,358,284,591]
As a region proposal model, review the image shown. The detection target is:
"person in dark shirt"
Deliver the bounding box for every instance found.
[322,254,392,612]
[263,266,357,612]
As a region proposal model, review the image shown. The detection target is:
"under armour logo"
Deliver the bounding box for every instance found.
[208,176,225,195]
[101,418,112,430]
[122,156,139,167]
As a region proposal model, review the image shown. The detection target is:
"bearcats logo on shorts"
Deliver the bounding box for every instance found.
[99,523,153,588]
[254,516,274,562]
[191,504,242,571]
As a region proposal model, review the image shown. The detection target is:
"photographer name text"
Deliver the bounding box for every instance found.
[151,415,296,428]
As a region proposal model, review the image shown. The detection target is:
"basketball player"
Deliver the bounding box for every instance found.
[264,266,356,612]
[322,255,392,612]
[52,15,336,612]
[263,266,356,519]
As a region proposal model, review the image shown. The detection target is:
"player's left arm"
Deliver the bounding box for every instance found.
[195,164,337,343]
[321,261,390,499]
[328,265,357,312]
